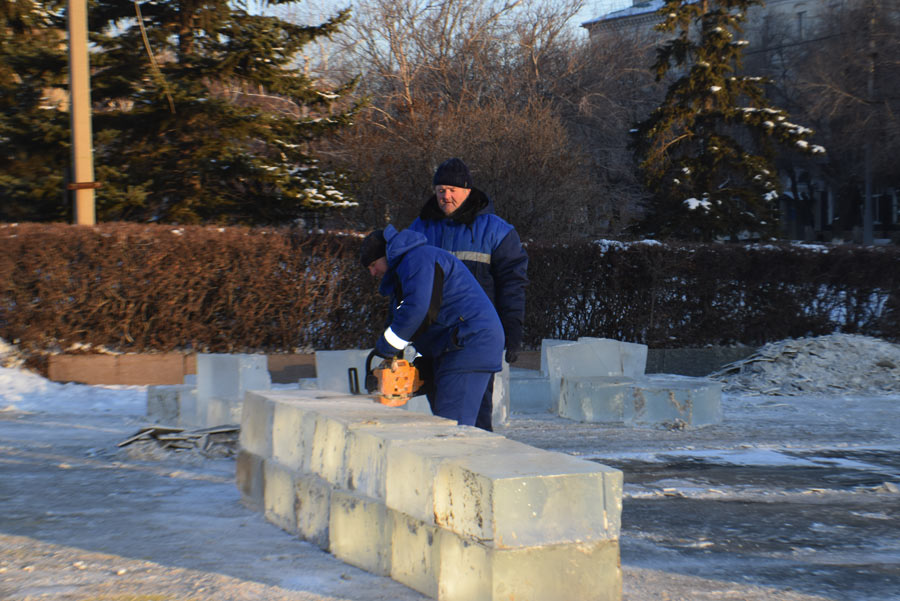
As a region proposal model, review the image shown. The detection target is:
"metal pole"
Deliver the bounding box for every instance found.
[67,0,96,225]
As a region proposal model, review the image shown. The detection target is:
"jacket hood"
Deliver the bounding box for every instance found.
[384,224,427,267]
[418,187,493,225]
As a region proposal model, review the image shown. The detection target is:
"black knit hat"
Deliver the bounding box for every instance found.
[359,229,387,268]
[432,158,473,189]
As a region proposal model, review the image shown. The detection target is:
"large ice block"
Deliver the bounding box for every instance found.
[194,353,270,428]
[437,530,622,601]
[558,376,635,422]
[631,374,723,426]
[295,473,333,550]
[257,390,395,479]
[434,447,622,547]
[329,490,392,576]
[539,339,572,376]
[390,510,440,597]
[314,349,372,394]
[240,391,274,457]
[559,374,723,426]
[546,338,649,412]
[270,399,321,472]
[196,353,270,402]
[578,336,648,378]
[385,436,529,525]
[508,368,553,414]
[235,449,264,509]
[304,397,450,486]
[491,359,510,426]
[344,423,492,500]
[263,457,297,533]
[546,342,618,409]
[146,384,194,425]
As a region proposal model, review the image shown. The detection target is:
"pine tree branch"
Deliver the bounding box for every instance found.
[133,0,175,114]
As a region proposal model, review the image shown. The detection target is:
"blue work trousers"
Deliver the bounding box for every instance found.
[474,374,494,431]
[427,370,493,427]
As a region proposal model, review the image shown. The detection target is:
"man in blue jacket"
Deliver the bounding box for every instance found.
[360,225,504,427]
[408,158,528,431]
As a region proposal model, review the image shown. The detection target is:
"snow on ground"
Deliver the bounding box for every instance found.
[712,333,900,396]
[0,365,147,415]
[2,334,899,601]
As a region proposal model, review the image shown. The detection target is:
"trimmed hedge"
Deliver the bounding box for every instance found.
[525,240,900,347]
[2,223,898,373]
[0,223,386,371]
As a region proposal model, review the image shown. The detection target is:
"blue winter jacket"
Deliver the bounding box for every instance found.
[378,225,504,374]
[408,188,528,353]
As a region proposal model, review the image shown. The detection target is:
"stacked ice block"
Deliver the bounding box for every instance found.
[510,337,722,426]
[237,389,623,601]
[146,353,269,427]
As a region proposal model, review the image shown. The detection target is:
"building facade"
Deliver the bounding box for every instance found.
[582,0,900,244]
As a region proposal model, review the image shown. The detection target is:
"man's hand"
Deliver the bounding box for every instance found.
[505,348,518,364]
[375,335,402,359]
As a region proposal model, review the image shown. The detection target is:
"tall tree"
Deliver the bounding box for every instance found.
[87,0,363,224]
[631,0,824,241]
[1,0,360,224]
[310,0,631,242]
[0,0,71,222]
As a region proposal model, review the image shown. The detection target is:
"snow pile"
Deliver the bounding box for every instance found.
[0,338,25,368]
[713,334,900,396]
[0,337,146,414]
[0,364,146,414]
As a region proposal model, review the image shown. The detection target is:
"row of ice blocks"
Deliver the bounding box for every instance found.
[510,338,722,426]
[237,389,623,601]
[147,353,271,428]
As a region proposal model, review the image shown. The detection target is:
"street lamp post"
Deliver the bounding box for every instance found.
[67,0,97,225]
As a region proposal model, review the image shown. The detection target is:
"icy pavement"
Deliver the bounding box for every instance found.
[2,355,899,600]
[499,390,900,601]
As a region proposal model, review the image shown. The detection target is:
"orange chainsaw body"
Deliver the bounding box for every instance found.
[374,358,424,406]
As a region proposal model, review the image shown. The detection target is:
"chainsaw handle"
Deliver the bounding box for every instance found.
[364,349,380,393]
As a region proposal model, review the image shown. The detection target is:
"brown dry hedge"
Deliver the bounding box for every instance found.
[2,223,898,372]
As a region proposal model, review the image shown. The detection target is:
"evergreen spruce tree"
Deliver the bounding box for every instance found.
[0,0,72,221]
[631,0,824,241]
[87,0,360,224]
[1,0,360,224]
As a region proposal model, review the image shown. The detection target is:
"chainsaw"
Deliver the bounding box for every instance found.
[349,350,425,407]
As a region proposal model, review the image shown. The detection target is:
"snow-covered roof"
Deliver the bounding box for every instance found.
[582,0,665,27]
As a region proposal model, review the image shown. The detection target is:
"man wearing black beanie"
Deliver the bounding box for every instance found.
[408,157,528,431]
[359,229,386,271]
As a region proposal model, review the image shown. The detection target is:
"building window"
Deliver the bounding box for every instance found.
[891,190,900,225]
[796,11,806,39]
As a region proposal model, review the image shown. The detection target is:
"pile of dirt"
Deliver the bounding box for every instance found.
[712,334,900,396]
